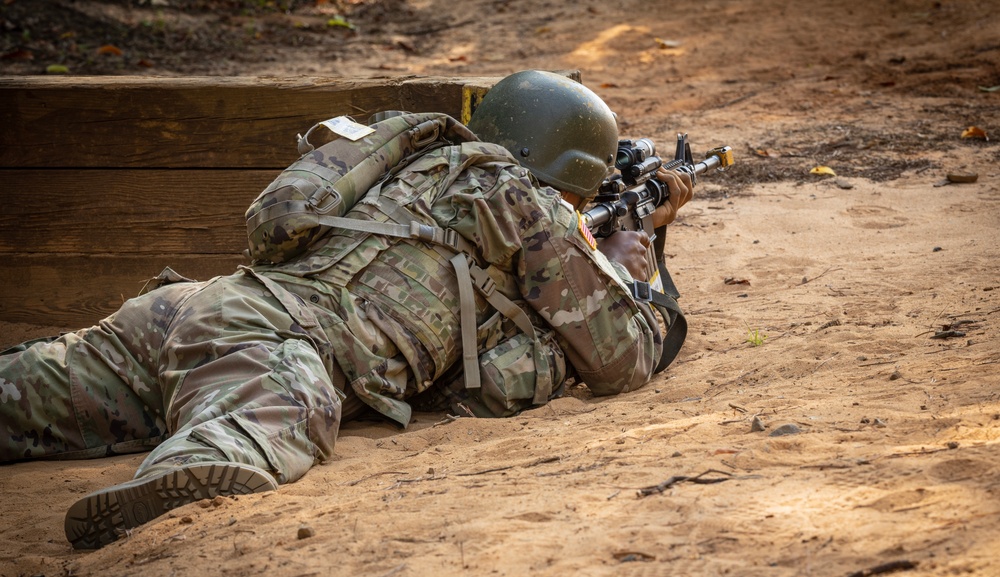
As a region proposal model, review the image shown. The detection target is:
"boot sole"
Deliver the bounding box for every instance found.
[64,462,277,549]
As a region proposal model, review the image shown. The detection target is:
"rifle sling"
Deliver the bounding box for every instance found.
[630,281,688,374]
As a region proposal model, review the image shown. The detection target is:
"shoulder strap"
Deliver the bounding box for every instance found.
[245,113,477,264]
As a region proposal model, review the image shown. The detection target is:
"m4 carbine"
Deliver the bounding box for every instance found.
[581,134,734,373]
[582,134,734,239]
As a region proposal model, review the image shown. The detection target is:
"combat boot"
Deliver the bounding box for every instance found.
[64,461,277,549]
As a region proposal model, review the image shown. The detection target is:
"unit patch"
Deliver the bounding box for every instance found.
[577,212,597,251]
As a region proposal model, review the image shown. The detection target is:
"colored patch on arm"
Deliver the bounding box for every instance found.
[577,212,597,251]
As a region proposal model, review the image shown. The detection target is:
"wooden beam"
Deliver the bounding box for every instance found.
[0,254,247,327]
[0,169,272,255]
[0,75,507,169]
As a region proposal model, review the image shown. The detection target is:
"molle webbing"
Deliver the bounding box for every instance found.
[312,200,538,394]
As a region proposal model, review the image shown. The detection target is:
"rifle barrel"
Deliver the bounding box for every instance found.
[686,146,734,176]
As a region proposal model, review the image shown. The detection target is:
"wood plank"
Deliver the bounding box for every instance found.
[0,169,275,255]
[0,77,397,169]
[0,76,502,169]
[0,254,247,327]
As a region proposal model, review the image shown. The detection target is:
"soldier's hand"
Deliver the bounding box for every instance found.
[652,168,694,228]
[597,230,651,281]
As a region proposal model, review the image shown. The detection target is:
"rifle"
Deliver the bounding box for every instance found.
[581,134,734,373]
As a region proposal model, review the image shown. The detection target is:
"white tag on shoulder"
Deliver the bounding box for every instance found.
[321,116,376,141]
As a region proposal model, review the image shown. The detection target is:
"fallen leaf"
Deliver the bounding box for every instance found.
[97,44,123,56]
[724,277,751,286]
[535,26,551,34]
[60,31,77,40]
[1,48,33,61]
[810,165,836,176]
[599,82,619,88]
[137,59,154,68]
[946,172,978,183]
[979,85,1000,92]
[654,37,681,49]
[613,551,655,562]
[448,55,467,62]
[961,126,988,141]
[45,64,69,74]
[326,16,355,30]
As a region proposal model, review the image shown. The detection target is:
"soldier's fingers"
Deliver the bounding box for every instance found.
[652,203,676,228]
[655,167,677,186]
[676,170,693,191]
[680,181,693,207]
[669,171,693,207]
[657,169,690,202]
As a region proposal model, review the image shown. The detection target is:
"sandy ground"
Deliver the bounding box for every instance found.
[2,0,1000,576]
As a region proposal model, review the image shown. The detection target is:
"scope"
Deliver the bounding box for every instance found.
[615,138,656,170]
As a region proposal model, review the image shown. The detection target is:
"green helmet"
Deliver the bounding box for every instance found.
[467,70,618,198]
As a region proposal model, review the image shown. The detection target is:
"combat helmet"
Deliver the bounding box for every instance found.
[467,70,618,199]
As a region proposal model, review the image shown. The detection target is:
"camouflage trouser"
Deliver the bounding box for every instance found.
[0,272,343,484]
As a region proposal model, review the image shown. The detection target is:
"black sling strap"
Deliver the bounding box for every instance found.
[629,279,688,374]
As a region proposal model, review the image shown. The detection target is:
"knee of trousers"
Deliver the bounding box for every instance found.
[163,339,345,484]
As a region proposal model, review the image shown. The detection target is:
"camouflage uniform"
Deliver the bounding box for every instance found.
[0,139,660,485]
[0,270,341,484]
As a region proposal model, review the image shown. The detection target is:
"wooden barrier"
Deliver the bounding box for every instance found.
[0,75,513,326]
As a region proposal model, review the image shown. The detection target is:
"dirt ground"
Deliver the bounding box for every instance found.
[2,0,1000,576]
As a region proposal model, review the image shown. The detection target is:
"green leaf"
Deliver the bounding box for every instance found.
[45,64,70,74]
[326,16,355,30]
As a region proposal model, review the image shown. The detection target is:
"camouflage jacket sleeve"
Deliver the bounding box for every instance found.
[440,154,662,396]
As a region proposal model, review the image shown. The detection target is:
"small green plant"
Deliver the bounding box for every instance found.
[744,323,767,347]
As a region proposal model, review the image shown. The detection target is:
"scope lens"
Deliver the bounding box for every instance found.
[615,149,632,169]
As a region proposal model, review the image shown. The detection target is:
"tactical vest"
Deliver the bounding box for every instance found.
[247,113,563,417]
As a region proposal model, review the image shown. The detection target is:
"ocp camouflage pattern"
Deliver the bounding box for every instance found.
[0,272,342,485]
[1,124,661,485]
[255,140,662,425]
